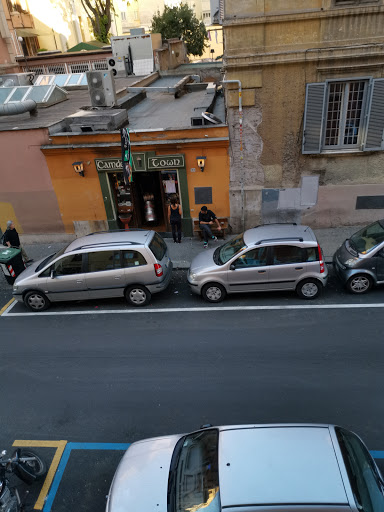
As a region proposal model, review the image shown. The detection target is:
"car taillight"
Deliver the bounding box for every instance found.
[154,263,163,277]
[318,244,325,273]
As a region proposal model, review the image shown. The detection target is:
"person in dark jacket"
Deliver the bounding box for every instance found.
[168,197,182,243]
[3,220,32,263]
[199,206,221,248]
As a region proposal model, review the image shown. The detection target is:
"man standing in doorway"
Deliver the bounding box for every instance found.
[3,220,32,263]
[199,206,221,248]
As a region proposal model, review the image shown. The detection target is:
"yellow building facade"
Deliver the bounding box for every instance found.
[223,0,384,229]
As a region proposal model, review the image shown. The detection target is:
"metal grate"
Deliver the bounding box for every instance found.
[93,59,108,70]
[47,64,67,74]
[68,62,90,73]
[325,82,343,146]
[344,81,365,145]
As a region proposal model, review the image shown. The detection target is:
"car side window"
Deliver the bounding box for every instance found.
[234,247,268,268]
[123,250,147,268]
[54,254,83,276]
[271,246,305,265]
[336,428,384,512]
[87,251,121,273]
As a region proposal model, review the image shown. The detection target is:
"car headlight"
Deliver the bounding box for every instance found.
[345,258,358,267]
[12,286,18,292]
[189,271,197,281]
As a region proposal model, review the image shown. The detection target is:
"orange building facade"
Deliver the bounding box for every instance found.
[42,126,230,237]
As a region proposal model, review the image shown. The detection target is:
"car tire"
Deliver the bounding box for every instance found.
[346,274,373,294]
[296,279,322,300]
[202,283,226,303]
[24,291,50,312]
[125,285,151,307]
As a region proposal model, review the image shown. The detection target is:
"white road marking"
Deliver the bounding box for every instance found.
[2,300,384,317]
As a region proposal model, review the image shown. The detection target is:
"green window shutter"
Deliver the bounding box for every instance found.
[302,82,326,154]
[364,79,384,151]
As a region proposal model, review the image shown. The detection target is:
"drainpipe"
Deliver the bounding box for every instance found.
[221,79,244,231]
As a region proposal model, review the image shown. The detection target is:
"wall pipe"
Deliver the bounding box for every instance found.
[221,79,245,231]
[0,100,37,117]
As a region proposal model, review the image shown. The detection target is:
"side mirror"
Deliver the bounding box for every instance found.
[230,263,236,271]
[50,269,56,279]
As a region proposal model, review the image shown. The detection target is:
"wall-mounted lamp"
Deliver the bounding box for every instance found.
[196,156,206,172]
[72,161,85,177]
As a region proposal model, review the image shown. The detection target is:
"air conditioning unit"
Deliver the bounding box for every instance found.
[0,73,35,87]
[107,56,127,78]
[86,70,116,107]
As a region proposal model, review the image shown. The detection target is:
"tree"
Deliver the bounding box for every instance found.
[80,0,114,44]
[151,3,208,57]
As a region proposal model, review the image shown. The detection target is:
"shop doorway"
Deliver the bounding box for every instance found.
[108,170,180,232]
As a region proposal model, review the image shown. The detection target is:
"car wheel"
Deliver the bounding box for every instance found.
[202,283,226,303]
[346,274,373,294]
[125,285,151,307]
[24,291,50,312]
[296,279,321,300]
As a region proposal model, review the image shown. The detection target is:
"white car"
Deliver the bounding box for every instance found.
[106,423,384,512]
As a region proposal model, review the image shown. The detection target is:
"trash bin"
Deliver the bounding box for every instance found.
[0,247,26,285]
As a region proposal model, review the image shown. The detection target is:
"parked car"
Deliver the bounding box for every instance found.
[333,220,384,294]
[12,231,172,311]
[188,224,327,302]
[106,423,384,512]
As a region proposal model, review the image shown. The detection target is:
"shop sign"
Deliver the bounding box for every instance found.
[95,158,122,172]
[148,154,184,169]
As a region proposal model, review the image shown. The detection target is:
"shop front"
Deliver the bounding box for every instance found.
[95,152,192,236]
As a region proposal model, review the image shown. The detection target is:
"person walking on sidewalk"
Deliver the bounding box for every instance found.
[3,220,32,263]
[199,206,221,248]
[168,197,182,243]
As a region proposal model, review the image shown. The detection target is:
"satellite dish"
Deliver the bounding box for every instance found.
[202,111,223,124]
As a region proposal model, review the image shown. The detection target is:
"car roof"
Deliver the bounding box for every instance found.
[243,224,317,246]
[64,230,153,253]
[218,425,348,508]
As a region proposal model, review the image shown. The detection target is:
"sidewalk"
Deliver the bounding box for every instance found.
[14,225,360,269]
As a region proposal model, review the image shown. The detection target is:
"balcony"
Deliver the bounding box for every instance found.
[10,11,34,29]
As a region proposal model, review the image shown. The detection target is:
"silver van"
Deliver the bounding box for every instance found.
[333,219,384,294]
[188,224,328,302]
[13,231,172,311]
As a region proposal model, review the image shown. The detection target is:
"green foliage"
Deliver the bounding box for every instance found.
[80,0,114,44]
[151,3,208,57]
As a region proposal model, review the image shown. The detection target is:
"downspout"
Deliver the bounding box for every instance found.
[221,79,244,231]
[0,100,37,116]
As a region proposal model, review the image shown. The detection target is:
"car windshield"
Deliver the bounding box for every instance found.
[169,429,220,512]
[35,247,66,272]
[349,221,384,254]
[218,234,246,265]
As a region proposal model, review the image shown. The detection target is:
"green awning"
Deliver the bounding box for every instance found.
[67,41,106,52]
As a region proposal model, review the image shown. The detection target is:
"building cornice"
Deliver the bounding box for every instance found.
[223,4,384,27]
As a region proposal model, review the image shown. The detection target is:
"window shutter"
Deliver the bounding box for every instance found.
[364,79,384,151]
[302,82,326,154]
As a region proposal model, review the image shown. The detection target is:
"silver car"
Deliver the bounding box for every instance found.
[12,231,172,311]
[106,423,384,512]
[188,224,328,302]
[333,220,384,294]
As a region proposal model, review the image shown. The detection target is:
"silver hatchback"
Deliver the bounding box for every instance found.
[13,231,172,311]
[188,224,328,302]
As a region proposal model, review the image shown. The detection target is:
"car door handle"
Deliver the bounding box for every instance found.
[114,276,122,280]
[295,267,304,270]
[258,270,267,273]
[76,280,83,284]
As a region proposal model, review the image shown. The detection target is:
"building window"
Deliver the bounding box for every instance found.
[121,11,126,21]
[334,0,379,5]
[302,78,384,154]
[324,80,366,148]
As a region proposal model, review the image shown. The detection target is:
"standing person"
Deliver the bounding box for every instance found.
[168,196,182,243]
[199,206,221,248]
[3,220,32,263]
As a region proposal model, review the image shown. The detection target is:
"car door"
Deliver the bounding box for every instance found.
[268,245,307,290]
[122,249,150,286]
[226,246,270,292]
[373,246,384,282]
[44,253,87,301]
[84,250,125,299]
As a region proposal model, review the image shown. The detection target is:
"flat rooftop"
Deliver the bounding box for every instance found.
[0,74,225,133]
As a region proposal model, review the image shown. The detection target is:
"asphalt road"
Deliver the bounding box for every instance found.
[1,270,384,511]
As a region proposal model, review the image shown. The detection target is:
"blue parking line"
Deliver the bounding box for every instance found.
[41,444,383,512]
[42,442,130,512]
